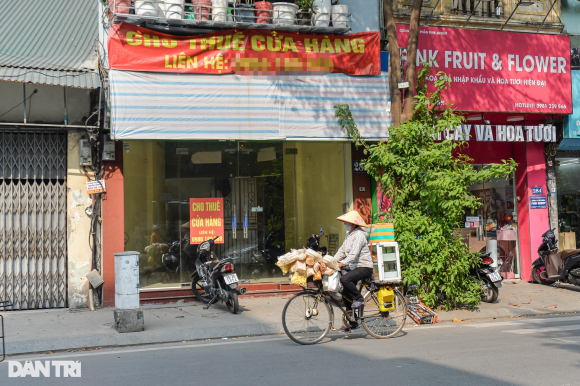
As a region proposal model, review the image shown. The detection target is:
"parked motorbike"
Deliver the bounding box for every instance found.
[532,229,580,286]
[307,227,327,254]
[190,236,246,314]
[470,252,503,303]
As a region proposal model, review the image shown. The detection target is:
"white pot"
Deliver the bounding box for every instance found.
[161,0,185,19]
[331,4,348,28]
[212,0,228,21]
[272,3,298,26]
[313,0,331,27]
[135,0,161,17]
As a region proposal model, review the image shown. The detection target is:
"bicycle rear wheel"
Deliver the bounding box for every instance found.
[282,292,332,345]
[362,290,407,339]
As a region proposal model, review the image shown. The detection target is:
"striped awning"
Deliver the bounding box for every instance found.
[109,70,391,141]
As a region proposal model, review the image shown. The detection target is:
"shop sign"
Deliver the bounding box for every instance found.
[86,180,106,195]
[435,124,556,142]
[530,196,547,209]
[564,71,580,138]
[189,198,224,244]
[397,25,572,113]
[108,22,380,76]
[532,187,543,195]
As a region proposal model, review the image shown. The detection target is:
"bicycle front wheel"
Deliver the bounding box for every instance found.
[282,292,332,345]
[362,290,407,339]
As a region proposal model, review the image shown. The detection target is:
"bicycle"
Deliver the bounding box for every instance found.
[281,273,407,345]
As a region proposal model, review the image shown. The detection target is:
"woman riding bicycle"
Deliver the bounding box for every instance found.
[335,210,373,332]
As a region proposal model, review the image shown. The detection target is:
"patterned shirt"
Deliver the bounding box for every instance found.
[335,227,373,270]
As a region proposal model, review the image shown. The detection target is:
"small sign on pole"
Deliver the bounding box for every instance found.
[86,180,106,194]
[398,82,410,89]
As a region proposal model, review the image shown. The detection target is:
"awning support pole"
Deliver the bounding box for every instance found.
[537,0,558,33]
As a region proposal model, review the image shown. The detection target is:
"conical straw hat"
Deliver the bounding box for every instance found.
[336,210,368,228]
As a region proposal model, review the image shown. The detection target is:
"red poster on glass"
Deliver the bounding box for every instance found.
[397,25,572,114]
[108,22,380,76]
[190,198,224,244]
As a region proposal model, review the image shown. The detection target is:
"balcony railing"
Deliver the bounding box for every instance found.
[109,1,352,34]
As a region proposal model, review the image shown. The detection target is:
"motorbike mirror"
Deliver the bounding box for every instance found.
[319,227,323,232]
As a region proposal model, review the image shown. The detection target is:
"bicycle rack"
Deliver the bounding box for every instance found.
[0,300,12,363]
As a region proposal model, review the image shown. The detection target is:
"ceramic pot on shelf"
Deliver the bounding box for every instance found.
[272,2,298,25]
[331,4,348,28]
[312,0,330,27]
[234,3,256,23]
[212,0,228,21]
[255,1,273,24]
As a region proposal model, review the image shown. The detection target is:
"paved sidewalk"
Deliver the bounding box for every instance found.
[2,281,579,356]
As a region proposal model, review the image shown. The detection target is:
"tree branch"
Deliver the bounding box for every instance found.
[402,0,424,121]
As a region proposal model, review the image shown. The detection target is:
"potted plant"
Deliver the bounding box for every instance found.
[331,0,348,28]
[296,0,317,26]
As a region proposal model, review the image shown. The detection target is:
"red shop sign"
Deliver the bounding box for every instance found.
[190,198,224,245]
[397,25,572,114]
[108,22,380,76]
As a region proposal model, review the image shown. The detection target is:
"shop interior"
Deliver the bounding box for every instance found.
[555,154,580,249]
[123,140,350,289]
[463,166,520,279]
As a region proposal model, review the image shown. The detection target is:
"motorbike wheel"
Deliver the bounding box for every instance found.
[480,280,499,303]
[532,265,554,285]
[191,272,211,304]
[226,290,239,314]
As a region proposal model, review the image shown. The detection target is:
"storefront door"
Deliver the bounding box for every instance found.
[465,166,521,279]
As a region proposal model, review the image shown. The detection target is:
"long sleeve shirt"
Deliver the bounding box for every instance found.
[334,227,373,270]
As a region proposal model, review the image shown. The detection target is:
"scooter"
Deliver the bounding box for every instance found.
[532,229,580,286]
[470,252,503,303]
[307,227,327,254]
[190,236,246,314]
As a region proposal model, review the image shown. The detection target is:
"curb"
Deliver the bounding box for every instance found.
[5,322,286,356]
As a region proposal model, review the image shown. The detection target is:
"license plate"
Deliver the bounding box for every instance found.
[487,272,502,283]
[224,273,238,285]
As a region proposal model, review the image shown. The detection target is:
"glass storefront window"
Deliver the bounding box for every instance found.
[462,165,520,279]
[555,154,580,249]
[123,141,349,289]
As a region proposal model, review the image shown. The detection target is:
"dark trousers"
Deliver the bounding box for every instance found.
[340,267,373,311]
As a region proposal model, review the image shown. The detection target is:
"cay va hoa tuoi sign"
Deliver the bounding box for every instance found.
[397,25,572,114]
[437,124,557,142]
[108,22,380,76]
[190,198,224,244]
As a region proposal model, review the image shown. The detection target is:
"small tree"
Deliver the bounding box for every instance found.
[336,66,517,309]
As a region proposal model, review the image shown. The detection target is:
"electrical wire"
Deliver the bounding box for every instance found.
[0,89,36,118]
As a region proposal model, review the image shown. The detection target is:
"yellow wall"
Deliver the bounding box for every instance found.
[283,142,352,253]
[123,141,166,251]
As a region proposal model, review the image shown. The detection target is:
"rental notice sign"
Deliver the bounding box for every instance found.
[108,22,380,76]
[396,25,572,114]
[190,198,224,244]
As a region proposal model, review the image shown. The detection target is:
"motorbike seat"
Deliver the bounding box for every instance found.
[560,249,580,260]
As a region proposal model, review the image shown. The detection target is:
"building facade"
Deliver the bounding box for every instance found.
[0,0,104,310]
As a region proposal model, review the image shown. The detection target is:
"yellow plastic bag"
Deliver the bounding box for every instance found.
[291,272,307,287]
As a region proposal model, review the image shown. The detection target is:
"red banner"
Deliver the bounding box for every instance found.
[190,198,224,245]
[108,23,380,76]
[397,25,572,114]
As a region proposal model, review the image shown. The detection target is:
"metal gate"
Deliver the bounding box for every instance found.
[0,131,67,310]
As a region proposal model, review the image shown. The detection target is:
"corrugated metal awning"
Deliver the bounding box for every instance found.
[0,66,101,89]
[109,71,392,141]
[0,0,99,71]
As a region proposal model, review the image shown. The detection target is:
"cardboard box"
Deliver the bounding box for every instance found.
[561,232,577,251]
